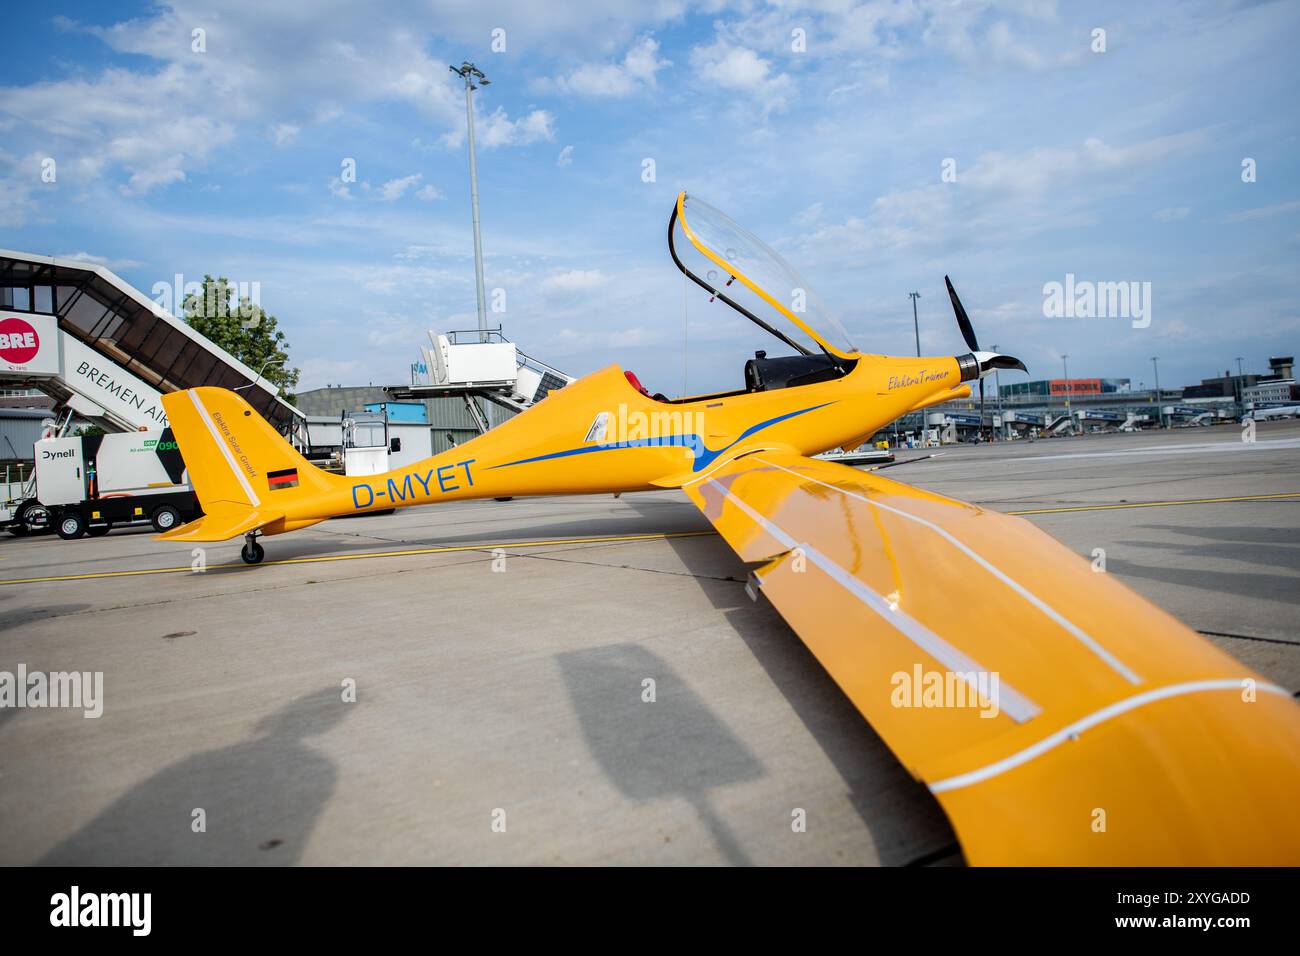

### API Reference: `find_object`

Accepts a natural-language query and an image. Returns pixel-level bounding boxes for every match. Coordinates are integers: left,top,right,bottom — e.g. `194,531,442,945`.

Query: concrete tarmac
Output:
1,420,1296,865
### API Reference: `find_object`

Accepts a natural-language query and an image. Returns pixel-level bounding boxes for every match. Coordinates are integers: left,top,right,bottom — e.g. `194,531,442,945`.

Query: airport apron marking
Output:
0,531,717,586
1008,492,1300,515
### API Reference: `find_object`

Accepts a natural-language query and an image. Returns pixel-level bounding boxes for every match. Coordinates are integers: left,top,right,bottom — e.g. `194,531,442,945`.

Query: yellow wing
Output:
684,449,1300,865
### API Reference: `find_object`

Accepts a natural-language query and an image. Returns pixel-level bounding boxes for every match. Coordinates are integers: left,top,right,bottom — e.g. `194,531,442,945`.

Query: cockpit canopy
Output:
669,192,858,362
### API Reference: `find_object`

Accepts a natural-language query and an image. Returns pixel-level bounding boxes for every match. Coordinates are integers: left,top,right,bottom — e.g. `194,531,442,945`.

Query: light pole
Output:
1062,354,1072,434
451,61,491,342
992,342,1004,440
1151,356,1163,428
1235,356,1245,409
908,291,921,357
909,291,922,444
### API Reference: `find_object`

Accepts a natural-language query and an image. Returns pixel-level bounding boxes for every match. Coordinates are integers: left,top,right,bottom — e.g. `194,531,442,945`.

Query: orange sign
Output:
1050,378,1102,396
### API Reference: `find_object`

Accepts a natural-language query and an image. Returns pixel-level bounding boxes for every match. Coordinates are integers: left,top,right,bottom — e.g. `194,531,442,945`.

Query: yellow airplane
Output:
159,191,1300,865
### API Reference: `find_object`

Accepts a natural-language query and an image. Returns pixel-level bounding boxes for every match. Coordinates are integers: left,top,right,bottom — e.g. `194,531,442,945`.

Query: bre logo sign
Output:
0,311,57,373
0,316,41,364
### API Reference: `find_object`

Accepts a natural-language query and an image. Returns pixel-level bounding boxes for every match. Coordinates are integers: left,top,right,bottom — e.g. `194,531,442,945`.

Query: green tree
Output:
182,275,301,402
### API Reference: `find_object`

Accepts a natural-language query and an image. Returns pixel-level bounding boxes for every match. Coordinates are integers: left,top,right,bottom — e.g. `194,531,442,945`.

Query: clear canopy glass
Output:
672,193,857,359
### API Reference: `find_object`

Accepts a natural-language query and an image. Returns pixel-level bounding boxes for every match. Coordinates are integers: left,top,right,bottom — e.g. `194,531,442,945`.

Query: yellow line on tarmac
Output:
1009,492,1300,515
0,530,718,586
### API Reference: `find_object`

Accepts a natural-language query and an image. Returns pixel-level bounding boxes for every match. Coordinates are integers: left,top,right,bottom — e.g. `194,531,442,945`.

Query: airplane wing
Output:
683,449,1300,864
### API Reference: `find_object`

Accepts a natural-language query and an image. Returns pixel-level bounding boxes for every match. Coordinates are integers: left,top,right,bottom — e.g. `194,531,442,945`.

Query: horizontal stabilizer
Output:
157,507,283,542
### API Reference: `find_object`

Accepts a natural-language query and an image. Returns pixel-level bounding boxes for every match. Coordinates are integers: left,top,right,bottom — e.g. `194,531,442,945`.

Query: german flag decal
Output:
267,468,299,490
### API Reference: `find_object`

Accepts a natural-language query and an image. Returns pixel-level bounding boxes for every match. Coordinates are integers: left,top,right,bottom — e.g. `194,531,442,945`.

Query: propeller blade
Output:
945,275,980,353
983,355,1028,374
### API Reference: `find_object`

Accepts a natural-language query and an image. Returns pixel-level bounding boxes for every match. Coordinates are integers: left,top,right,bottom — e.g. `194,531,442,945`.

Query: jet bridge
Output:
0,249,300,435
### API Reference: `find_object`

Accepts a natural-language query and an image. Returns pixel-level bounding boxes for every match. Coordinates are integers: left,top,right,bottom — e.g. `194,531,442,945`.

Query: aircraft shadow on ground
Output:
619,496,961,866
35,686,351,866
1105,556,1300,606
555,642,763,866
0,604,92,633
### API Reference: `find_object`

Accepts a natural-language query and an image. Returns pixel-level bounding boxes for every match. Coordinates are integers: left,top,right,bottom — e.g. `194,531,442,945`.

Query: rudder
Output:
161,387,335,539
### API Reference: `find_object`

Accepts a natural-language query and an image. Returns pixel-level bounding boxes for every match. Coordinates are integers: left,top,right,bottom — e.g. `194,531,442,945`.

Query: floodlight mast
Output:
451,61,491,343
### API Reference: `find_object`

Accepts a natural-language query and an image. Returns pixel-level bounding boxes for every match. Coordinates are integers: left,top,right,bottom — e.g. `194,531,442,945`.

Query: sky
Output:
1,0,1298,396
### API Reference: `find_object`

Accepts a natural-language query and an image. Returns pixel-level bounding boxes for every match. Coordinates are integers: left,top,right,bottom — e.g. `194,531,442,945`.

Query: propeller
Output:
945,276,1027,439
944,274,987,435
946,275,980,354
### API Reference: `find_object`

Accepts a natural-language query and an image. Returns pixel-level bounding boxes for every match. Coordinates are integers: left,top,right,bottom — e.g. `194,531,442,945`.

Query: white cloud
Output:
0,63,237,197
689,40,792,114
920,0,1077,71
121,157,186,196
1,2,567,197
542,37,671,97
791,131,1208,264
793,202,823,228
415,184,442,200
379,174,423,201
557,145,574,167
1154,206,1191,222
57,252,143,270
443,107,556,150
1222,200,1300,223
539,269,608,295
0,150,40,227
297,356,363,391
272,123,300,146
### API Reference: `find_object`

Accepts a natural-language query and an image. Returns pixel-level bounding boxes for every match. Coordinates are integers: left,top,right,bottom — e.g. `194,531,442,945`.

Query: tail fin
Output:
160,387,333,541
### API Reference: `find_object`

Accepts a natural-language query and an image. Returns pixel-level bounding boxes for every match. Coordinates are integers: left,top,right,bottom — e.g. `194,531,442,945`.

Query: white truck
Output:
10,429,201,539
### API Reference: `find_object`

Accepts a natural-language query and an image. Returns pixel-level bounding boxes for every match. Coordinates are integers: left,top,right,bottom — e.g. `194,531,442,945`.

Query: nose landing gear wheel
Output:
241,536,265,565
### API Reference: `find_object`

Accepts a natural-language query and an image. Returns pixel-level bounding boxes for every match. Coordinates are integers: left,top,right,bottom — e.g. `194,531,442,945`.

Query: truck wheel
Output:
9,500,49,536
241,539,265,564
150,504,181,532
56,511,86,540
88,522,113,538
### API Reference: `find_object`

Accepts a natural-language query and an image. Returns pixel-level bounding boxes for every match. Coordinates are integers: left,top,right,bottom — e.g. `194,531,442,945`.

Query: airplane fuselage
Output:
279,355,970,532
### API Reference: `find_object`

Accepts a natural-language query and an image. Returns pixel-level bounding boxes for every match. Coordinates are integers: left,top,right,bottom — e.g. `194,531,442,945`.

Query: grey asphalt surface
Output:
0,419,1296,865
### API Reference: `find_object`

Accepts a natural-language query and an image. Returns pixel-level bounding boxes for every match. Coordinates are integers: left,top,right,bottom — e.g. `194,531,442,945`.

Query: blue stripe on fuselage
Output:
489,402,833,473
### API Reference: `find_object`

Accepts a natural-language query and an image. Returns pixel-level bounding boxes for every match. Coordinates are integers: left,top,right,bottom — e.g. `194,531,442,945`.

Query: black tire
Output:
56,511,86,540
88,522,113,538
240,540,265,565
10,500,49,536
494,497,514,502
150,504,182,533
